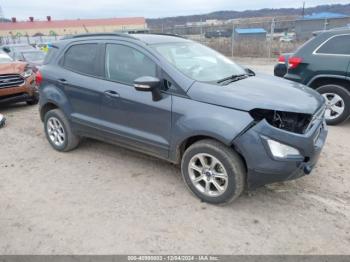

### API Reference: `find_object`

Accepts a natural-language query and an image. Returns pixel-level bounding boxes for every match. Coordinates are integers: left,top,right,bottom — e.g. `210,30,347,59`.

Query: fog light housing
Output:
266,139,301,159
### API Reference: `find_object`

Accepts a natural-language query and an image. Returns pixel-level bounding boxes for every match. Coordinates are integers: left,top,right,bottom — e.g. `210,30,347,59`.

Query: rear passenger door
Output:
99,42,172,158
57,42,106,128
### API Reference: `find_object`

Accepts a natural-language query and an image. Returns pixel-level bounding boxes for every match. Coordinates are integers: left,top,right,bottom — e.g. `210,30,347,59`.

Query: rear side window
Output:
316,35,350,55
105,44,157,85
63,44,99,75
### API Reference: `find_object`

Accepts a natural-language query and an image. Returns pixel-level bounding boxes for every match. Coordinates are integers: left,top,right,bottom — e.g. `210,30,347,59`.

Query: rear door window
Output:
315,35,350,55
63,44,99,75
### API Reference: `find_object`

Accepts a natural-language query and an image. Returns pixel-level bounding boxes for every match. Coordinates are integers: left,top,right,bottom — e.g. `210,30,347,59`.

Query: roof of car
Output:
59,33,190,45
131,33,190,44
314,28,350,37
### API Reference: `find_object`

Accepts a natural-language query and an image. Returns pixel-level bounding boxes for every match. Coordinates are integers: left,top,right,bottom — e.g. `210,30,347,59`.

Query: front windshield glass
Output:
23,52,46,61
151,42,246,82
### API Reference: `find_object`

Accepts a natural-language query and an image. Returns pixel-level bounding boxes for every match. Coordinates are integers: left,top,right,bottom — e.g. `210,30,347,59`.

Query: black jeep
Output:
276,29,350,125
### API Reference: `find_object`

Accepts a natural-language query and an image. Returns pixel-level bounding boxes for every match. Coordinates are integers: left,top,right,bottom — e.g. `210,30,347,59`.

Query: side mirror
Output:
245,68,255,76
134,76,162,101
2,47,10,53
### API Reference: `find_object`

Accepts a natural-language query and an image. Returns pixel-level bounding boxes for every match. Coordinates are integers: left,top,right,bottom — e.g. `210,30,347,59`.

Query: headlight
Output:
21,69,33,78
266,139,301,159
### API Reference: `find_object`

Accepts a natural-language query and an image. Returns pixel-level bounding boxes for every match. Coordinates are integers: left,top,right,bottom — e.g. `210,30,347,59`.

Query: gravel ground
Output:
0,59,349,255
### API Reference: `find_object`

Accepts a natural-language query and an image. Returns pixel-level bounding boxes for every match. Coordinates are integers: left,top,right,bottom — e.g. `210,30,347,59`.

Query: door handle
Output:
104,90,120,98
57,78,68,84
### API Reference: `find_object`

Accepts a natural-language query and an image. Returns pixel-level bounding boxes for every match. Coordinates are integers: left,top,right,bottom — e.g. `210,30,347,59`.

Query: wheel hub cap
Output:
47,117,65,147
322,93,345,120
188,153,228,197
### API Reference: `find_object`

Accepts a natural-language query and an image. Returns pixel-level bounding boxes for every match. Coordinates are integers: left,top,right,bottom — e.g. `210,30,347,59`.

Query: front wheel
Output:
181,139,246,205
317,84,350,125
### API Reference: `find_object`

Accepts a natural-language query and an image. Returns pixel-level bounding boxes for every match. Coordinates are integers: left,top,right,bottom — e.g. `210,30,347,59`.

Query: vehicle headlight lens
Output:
267,139,301,158
21,69,33,78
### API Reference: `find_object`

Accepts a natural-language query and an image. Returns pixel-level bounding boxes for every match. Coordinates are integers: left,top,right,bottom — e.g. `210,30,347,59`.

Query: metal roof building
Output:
0,17,147,37
295,12,350,40
234,28,267,40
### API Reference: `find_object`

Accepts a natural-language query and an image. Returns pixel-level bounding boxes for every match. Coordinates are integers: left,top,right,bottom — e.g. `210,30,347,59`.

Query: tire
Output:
316,84,350,125
181,139,246,205
26,96,39,105
44,109,80,152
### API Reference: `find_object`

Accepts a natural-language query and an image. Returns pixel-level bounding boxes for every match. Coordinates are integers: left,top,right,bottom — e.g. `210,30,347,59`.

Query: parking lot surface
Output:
0,59,349,254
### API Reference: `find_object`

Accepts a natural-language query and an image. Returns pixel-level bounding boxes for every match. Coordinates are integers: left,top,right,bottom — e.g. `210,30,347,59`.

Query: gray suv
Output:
38,33,328,204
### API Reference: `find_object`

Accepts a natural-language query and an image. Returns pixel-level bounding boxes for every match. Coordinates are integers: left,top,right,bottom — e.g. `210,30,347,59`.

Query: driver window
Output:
105,44,157,85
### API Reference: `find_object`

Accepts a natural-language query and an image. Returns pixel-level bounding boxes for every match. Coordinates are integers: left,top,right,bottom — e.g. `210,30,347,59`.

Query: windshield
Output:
23,51,46,62
0,54,13,63
151,42,246,82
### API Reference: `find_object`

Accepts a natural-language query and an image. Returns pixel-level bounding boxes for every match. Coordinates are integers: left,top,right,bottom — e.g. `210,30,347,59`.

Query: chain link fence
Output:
0,34,62,46
148,18,317,58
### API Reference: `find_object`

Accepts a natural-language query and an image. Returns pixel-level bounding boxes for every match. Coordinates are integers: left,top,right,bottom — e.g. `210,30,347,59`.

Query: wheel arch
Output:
308,75,350,93
40,101,59,121
173,135,248,173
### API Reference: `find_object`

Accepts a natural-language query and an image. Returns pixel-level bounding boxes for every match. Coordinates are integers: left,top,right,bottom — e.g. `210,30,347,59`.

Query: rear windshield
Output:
43,46,59,65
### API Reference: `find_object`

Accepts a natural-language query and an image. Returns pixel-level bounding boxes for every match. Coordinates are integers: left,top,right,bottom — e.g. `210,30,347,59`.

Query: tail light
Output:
288,57,303,69
278,55,286,64
35,70,43,86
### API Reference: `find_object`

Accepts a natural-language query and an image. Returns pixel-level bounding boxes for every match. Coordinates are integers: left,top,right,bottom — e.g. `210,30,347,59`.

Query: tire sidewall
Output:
317,84,350,125
181,144,241,204
44,110,68,151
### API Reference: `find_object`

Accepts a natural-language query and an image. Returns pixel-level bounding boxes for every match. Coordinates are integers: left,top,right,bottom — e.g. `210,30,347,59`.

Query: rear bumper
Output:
233,116,327,189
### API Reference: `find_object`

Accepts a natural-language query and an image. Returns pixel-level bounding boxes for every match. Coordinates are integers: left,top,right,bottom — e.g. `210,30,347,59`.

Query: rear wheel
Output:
317,84,350,125
44,109,80,152
181,139,245,205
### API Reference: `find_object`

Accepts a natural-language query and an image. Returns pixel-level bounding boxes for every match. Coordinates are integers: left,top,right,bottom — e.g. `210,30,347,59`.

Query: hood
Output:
187,73,324,115
0,62,27,74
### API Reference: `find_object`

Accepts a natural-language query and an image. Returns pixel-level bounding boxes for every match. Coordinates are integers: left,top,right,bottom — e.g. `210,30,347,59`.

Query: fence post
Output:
231,23,235,58
269,17,275,58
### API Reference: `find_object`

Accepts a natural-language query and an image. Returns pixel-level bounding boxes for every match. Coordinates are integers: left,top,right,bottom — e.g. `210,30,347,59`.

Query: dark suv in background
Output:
38,33,327,204
275,29,350,125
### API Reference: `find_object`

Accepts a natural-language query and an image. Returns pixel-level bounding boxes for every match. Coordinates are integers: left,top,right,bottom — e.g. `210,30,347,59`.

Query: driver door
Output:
99,43,172,158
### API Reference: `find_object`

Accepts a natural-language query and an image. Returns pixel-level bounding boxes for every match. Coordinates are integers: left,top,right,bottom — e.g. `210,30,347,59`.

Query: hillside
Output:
147,3,350,28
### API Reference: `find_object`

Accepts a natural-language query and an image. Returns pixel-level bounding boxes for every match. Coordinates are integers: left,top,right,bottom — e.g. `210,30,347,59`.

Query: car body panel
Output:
0,61,37,105
169,95,254,162
284,29,350,85
188,73,324,114
39,33,328,188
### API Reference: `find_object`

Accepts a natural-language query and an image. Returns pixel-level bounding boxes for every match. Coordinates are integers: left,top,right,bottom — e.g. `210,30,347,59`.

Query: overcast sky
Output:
1,0,349,20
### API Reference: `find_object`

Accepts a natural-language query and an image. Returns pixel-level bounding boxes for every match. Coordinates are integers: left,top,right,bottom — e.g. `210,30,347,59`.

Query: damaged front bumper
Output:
233,115,328,189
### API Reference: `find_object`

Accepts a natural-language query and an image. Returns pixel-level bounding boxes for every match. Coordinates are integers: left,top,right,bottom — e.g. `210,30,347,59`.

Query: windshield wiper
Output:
217,74,249,84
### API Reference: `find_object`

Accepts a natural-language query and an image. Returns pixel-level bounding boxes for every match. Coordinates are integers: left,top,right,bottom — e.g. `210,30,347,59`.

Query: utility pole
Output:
302,1,306,18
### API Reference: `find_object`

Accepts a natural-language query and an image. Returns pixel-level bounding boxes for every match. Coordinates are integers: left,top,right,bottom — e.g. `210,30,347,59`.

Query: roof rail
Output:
61,33,137,40
132,32,186,39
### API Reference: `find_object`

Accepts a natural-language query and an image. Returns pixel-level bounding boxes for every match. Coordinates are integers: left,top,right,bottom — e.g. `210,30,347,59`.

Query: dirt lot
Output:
0,59,349,255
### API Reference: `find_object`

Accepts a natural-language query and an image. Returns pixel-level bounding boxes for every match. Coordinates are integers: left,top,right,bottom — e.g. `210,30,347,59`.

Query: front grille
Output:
0,74,25,89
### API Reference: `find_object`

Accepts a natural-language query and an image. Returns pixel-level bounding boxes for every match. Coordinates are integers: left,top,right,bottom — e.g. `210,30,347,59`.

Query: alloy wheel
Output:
322,93,345,120
188,153,228,197
47,117,66,147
